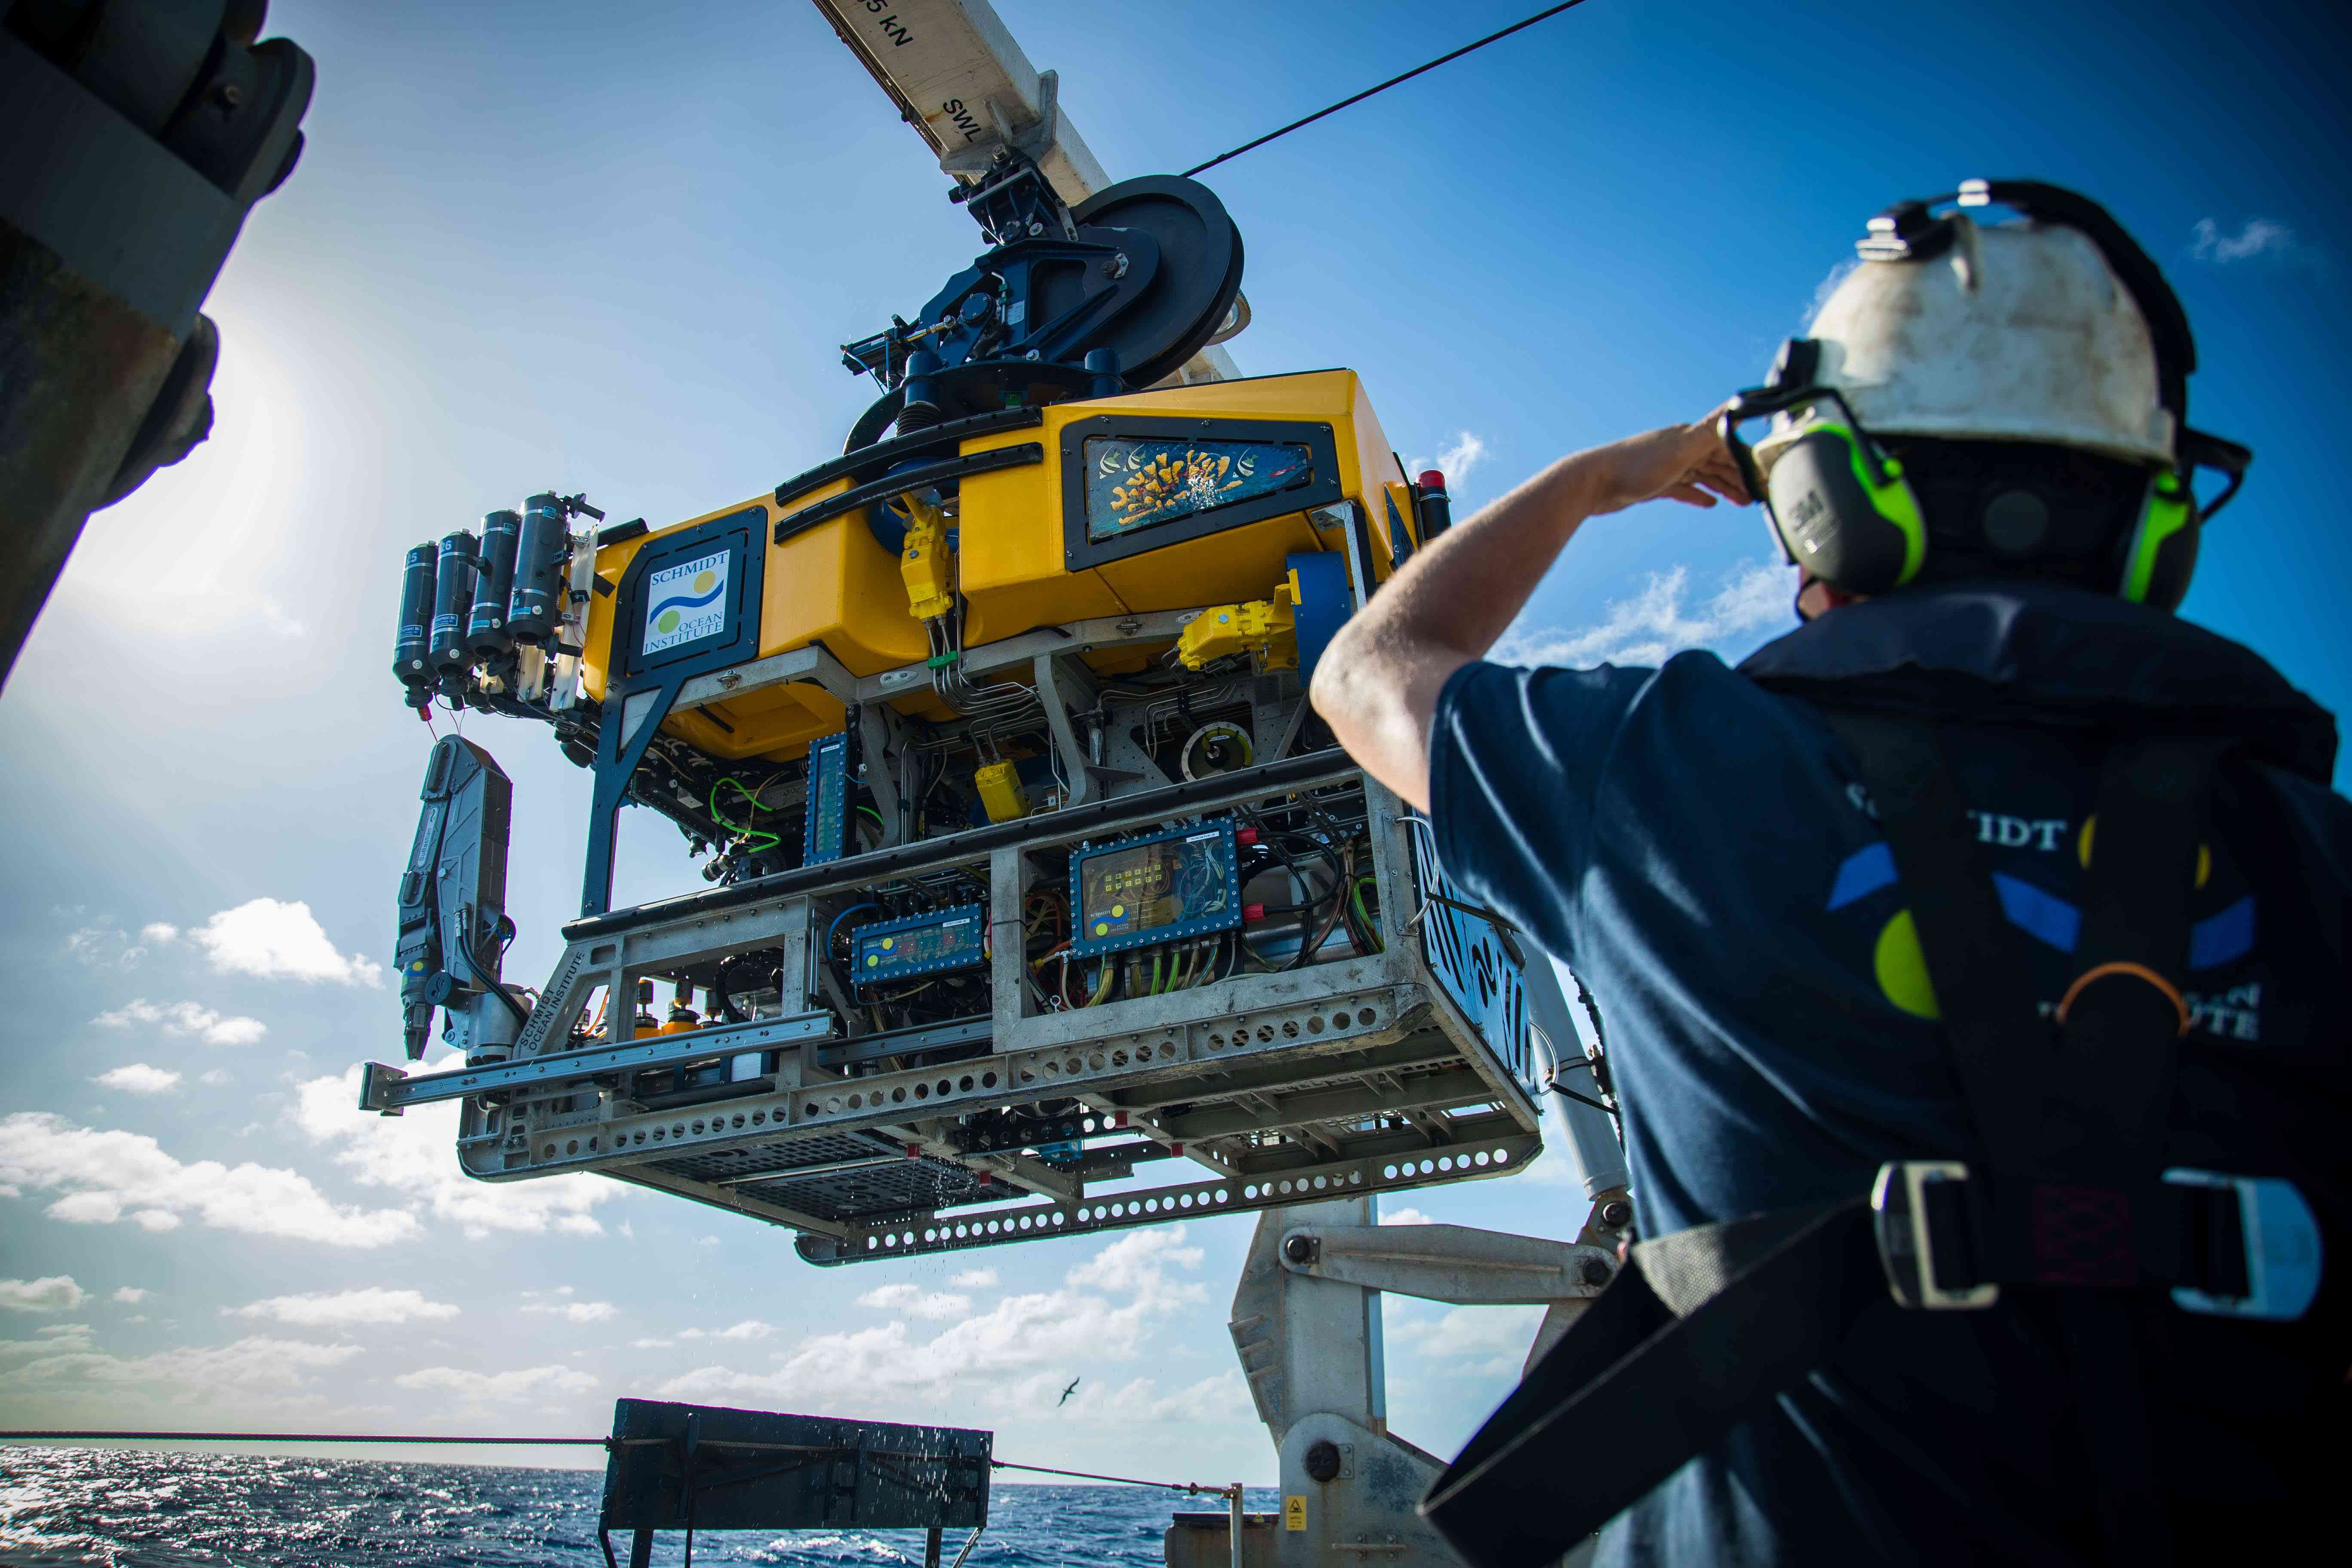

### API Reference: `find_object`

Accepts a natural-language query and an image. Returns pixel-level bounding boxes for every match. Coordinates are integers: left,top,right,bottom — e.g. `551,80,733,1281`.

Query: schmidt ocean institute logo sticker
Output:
642,551,729,656
1824,802,2260,1036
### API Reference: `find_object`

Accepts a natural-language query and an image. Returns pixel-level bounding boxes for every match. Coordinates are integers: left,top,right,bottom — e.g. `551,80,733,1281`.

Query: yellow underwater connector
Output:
897,493,955,622
1177,573,1299,671
974,759,1030,822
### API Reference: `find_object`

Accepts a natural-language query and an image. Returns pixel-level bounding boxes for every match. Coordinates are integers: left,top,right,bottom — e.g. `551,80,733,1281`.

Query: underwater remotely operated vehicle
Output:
367,135,1540,1263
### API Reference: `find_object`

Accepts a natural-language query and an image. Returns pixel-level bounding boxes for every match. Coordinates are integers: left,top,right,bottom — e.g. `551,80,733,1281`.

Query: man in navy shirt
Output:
1313,184,2346,1563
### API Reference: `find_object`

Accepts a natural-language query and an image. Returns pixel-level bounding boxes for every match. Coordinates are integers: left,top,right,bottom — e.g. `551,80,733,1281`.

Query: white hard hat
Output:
1753,212,2179,473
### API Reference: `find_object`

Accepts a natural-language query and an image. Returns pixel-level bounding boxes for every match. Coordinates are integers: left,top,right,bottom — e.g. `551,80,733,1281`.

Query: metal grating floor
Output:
646,1132,989,1223
732,1157,987,1222
647,1130,895,1183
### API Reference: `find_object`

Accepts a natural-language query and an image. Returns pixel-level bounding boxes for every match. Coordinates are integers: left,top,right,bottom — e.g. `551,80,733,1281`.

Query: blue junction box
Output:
1069,820,1243,960
851,903,988,987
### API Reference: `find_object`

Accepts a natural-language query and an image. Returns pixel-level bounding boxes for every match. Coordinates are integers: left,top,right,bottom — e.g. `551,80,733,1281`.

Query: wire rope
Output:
1180,2,1590,179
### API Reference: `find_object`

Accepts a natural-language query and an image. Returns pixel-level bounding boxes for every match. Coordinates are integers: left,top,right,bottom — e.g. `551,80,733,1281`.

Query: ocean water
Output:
0,1448,1268,1567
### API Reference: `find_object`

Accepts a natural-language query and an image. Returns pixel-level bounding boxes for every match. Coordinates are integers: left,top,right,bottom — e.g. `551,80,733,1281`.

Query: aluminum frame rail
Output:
362,749,1544,1261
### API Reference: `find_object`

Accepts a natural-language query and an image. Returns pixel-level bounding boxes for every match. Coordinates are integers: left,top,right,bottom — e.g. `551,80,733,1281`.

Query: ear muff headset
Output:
1727,341,1929,593
1720,179,2252,609
2118,468,2196,611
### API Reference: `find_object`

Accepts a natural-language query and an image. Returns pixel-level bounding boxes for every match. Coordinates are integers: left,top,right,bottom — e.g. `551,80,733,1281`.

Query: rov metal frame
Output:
362,744,1544,1262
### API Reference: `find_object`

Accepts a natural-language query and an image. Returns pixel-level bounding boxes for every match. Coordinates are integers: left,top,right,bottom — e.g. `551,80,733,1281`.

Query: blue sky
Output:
2,0,2345,1489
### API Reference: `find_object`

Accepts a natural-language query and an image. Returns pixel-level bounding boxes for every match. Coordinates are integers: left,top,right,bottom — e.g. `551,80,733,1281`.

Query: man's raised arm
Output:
1308,411,1749,811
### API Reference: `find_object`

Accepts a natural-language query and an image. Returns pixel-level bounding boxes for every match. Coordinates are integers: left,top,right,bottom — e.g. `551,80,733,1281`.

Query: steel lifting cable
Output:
1179,1,1592,180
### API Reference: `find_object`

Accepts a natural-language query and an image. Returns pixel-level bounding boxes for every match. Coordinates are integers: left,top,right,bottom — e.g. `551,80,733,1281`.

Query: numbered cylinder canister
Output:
394,541,438,693
507,492,569,644
467,508,522,654
429,530,479,674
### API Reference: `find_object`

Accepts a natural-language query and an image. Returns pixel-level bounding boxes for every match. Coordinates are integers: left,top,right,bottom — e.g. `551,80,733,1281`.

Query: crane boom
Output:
808,0,1241,381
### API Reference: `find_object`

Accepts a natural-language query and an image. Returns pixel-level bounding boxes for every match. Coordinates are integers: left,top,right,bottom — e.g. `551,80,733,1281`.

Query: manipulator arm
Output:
395,736,520,1060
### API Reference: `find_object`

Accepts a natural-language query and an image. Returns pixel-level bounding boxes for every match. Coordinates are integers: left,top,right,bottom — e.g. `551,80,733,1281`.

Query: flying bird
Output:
1058,1377,1081,1407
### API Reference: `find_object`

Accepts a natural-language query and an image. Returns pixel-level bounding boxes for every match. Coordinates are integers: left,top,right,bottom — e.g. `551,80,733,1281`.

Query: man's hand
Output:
1309,410,1751,811
1576,404,1752,516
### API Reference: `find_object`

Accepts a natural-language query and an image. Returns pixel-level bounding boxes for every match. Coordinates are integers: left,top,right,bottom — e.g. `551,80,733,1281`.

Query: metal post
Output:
1229,1482,1246,1568
925,1523,944,1567
626,1528,653,1568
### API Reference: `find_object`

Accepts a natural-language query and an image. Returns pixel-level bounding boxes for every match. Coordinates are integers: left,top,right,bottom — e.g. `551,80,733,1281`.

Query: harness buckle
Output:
1871,1160,1999,1311
2162,1169,2323,1322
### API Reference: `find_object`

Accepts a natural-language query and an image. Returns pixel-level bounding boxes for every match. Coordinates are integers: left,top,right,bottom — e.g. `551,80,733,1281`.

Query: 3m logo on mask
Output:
643,551,729,656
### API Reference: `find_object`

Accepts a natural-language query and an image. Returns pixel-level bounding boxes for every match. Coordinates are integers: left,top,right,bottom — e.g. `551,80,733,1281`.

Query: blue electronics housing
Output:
803,731,852,866
1287,550,1351,681
1069,820,1242,960
851,904,988,987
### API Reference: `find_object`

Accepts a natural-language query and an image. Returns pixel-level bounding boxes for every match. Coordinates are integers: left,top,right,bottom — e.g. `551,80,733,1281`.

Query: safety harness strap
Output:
1421,716,2230,1568
1421,1199,1878,1568
1818,714,2051,1279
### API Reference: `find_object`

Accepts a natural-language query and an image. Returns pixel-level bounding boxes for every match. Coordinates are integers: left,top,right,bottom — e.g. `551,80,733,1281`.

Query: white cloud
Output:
677,1319,772,1341
1065,1226,1206,1301
1387,1303,1547,1371
2191,217,2308,266
93,1064,183,1095
65,925,147,970
257,600,308,640
1113,1370,1252,1424
1406,430,1490,495
856,1283,971,1321
140,923,181,946
0,1335,360,1399
230,1288,461,1327
93,998,267,1047
1492,559,1789,670
0,1112,420,1248
294,1066,614,1241
1381,1207,1436,1226
660,1225,1209,1411
0,1277,89,1314
111,1288,149,1305
0,1325,96,1357
947,1268,998,1289
1803,256,1860,329
630,1337,675,1350
199,1069,233,1086
394,1364,599,1402
522,1299,618,1325
190,898,383,988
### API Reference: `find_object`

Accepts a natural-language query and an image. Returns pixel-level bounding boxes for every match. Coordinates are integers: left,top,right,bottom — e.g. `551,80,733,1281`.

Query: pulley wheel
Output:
1070,175,1245,388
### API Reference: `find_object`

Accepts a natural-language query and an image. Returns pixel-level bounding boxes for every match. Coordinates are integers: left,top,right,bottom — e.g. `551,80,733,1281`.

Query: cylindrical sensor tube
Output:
507,493,569,644
394,542,439,697
429,530,479,677
467,508,522,655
